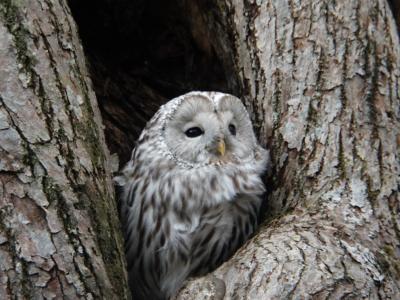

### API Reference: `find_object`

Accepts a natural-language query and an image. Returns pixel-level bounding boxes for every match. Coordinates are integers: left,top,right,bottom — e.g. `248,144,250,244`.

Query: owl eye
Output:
228,124,236,135
185,127,204,138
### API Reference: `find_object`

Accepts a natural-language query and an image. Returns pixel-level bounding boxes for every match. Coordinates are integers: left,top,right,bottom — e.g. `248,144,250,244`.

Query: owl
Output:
116,91,269,300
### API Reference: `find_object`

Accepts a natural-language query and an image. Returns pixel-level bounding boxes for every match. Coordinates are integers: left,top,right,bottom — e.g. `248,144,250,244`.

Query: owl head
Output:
147,91,261,167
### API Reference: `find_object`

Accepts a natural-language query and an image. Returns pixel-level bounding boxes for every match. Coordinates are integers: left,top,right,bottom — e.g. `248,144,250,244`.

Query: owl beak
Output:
216,139,226,156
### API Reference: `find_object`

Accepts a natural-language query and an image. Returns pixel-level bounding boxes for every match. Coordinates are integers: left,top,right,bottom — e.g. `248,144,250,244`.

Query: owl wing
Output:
188,193,262,277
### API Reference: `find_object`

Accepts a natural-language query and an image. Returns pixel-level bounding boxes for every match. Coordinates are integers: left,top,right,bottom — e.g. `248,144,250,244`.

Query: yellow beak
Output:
217,139,226,156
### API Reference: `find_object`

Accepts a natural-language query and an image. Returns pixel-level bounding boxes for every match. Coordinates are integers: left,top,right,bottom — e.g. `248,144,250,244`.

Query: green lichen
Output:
0,0,37,81
81,182,128,299
42,176,60,204
338,130,346,179
0,209,33,299
21,140,39,175
42,176,80,244
37,80,55,137
380,245,400,278
42,176,99,294
339,40,348,111
19,257,33,299
306,99,319,127
57,89,127,294
383,244,394,256
53,33,127,299
75,93,106,173
362,19,381,142
365,176,379,206
272,70,282,128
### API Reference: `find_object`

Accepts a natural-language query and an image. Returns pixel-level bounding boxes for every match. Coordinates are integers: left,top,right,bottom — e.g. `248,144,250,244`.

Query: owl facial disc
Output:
161,92,259,167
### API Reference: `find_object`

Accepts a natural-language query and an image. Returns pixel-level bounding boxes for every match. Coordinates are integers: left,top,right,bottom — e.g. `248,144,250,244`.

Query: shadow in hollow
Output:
68,0,233,164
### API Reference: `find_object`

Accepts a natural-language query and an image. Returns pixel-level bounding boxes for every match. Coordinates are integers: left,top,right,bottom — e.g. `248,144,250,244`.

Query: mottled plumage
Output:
116,92,269,300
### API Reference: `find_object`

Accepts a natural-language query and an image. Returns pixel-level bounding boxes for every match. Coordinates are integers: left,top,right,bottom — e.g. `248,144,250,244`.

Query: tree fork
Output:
0,0,399,299
175,0,400,298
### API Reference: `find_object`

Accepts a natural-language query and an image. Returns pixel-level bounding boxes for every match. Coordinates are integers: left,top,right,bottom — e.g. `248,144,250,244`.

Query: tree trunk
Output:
1,0,399,299
175,0,400,298
0,0,128,299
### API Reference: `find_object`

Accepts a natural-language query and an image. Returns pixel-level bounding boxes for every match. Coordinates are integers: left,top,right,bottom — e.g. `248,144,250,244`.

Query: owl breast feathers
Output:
117,91,269,300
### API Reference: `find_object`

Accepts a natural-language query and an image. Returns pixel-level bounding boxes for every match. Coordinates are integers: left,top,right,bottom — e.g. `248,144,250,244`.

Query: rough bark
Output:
176,0,400,298
1,0,399,299
0,0,128,299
